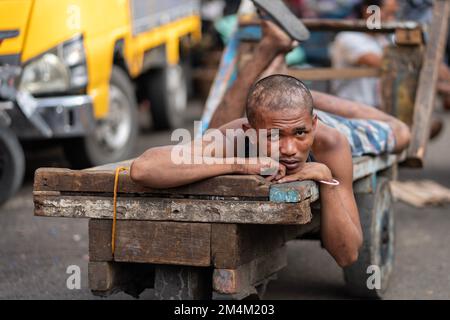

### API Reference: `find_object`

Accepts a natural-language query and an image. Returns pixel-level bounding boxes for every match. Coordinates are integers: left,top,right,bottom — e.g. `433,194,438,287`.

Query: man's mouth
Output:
279,159,301,171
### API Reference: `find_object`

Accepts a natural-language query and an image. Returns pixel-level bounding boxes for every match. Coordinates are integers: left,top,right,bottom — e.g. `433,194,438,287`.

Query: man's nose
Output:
279,138,297,157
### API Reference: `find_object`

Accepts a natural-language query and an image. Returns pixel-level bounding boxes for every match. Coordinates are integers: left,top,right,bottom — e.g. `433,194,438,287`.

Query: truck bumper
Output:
2,93,95,139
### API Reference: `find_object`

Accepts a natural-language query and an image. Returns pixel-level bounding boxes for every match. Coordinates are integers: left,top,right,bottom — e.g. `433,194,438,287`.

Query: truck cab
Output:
0,0,201,168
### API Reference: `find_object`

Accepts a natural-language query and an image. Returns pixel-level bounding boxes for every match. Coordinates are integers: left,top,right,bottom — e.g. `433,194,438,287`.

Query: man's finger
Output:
277,175,299,184
274,166,286,181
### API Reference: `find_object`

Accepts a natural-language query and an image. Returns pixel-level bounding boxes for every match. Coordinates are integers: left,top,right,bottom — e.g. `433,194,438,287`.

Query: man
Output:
332,0,449,134
331,0,398,107
130,21,410,268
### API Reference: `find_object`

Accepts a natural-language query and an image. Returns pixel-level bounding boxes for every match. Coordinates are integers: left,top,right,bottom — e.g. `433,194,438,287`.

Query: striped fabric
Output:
315,109,396,156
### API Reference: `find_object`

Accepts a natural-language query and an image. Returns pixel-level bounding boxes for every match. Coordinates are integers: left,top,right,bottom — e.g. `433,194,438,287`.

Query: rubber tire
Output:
63,66,139,169
343,176,395,299
0,126,25,205
146,64,188,130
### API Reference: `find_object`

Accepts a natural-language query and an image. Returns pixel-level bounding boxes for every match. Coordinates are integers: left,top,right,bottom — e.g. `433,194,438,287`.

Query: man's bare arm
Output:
130,131,285,189
130,146,236,189
356,53,382,68
316,128,363,267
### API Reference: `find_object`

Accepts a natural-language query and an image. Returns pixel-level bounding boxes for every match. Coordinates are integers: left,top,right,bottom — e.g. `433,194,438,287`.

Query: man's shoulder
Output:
314,121,351,160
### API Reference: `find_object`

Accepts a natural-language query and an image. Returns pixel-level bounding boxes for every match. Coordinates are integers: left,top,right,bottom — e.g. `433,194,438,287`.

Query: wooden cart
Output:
34,154,398,299
33,1,449,299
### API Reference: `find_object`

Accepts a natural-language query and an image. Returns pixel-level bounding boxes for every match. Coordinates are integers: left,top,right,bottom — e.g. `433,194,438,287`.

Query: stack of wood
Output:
390,180,450,207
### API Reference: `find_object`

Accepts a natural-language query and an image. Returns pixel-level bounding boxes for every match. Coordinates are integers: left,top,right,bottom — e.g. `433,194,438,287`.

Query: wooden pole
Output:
406,0,450,167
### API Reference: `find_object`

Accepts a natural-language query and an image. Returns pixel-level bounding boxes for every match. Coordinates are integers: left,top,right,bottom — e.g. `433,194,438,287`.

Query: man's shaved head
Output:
246,74,314,127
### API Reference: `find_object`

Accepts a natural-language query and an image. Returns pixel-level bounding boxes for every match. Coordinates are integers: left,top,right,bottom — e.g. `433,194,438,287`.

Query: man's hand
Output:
238,157,286,182
276,162,333,184
261,20,297,54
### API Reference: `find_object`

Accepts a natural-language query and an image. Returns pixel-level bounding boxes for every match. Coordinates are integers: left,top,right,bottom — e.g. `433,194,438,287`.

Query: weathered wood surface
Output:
212,246,287,296
35,193,313,224
395,27,423,46
381,45,423,125
407,0,450,167
34,155,397,196
89,219,211,266
270,180,318,203
34,167,270,198
240,18,420,33
352,154,401,181
211,224,308,269
288,67,380,81
33,155,400,224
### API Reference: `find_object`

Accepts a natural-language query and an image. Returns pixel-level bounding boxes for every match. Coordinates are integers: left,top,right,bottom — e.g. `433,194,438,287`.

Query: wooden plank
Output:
270,180,318,203
407,0,450,167
211,224,290,269
395,28,423,46
88,219,211,266
302,18,420,33
380,45,423,125
212,246,287,296
353,173,376,194
287,67,380,81
240,18,420,33
35,194,313,224
88,261,154,298
390,180,450,207
352,154,401,180
33,156,400,225
34,167,270,198
85,160,133,171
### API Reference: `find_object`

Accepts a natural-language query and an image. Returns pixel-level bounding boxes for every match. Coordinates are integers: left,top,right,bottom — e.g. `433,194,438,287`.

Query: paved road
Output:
1,106,449,299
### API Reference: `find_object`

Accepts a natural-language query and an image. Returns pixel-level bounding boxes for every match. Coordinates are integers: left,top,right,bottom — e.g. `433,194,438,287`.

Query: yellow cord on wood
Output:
112,166,129,257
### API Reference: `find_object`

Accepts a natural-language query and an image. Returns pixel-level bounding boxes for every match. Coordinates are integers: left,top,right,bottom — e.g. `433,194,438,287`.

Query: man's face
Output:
381,0,399,22
363,0,398,22
248,107,317,174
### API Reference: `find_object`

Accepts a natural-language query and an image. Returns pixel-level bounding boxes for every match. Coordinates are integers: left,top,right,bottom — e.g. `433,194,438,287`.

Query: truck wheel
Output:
64,66,138,169
146,64,188,130
0,126,25,205
343,176,395,299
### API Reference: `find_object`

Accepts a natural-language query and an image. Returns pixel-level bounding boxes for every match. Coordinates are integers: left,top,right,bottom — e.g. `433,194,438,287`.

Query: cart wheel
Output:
343,176,395,299
0,126,25,205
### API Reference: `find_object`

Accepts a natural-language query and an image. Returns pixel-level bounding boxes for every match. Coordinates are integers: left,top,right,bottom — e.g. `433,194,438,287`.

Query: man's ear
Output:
312,113,318,132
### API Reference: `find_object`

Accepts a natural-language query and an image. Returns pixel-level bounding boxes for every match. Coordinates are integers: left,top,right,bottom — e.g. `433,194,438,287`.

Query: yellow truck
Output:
0,0,201,169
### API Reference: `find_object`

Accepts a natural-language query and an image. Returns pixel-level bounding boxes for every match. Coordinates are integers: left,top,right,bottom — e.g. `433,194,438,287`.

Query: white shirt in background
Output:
331,32,389,107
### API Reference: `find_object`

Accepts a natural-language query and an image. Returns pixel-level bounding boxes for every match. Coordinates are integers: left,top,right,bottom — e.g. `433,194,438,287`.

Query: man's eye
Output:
295,130,306,136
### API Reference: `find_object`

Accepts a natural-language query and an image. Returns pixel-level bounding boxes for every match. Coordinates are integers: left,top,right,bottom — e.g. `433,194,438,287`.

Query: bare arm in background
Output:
311,90,410,152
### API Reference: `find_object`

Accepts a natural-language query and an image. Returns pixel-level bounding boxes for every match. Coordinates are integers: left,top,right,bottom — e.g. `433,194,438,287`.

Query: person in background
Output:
331,0,397,108
331,0,448,137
